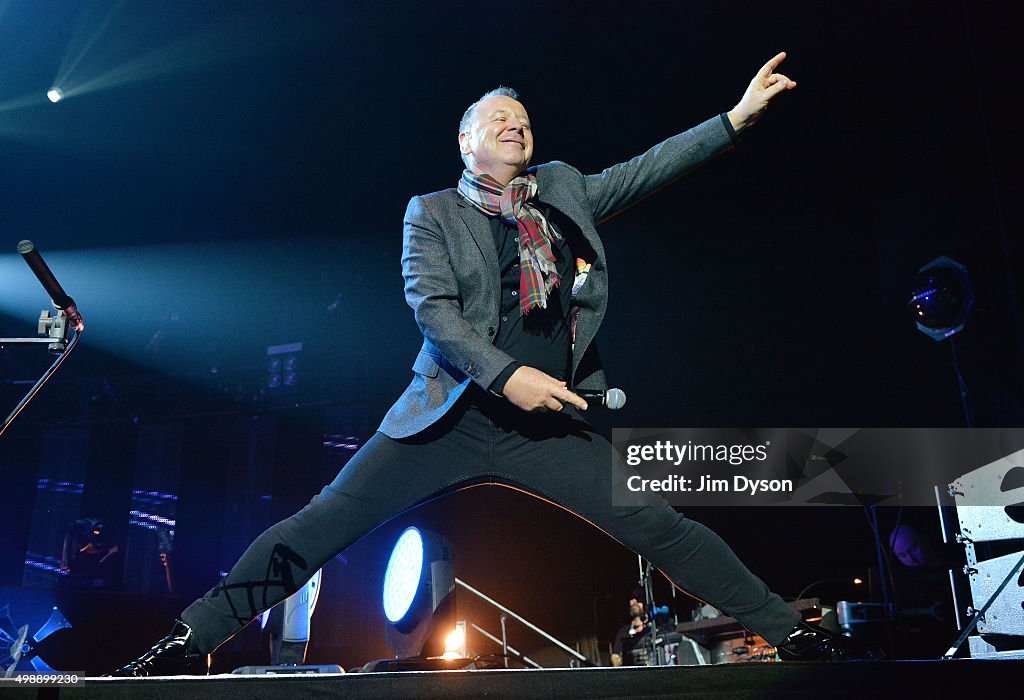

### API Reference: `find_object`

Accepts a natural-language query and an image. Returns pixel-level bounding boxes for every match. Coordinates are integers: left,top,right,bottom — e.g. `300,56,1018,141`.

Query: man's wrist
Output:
726,109,747,135
489,361,522,396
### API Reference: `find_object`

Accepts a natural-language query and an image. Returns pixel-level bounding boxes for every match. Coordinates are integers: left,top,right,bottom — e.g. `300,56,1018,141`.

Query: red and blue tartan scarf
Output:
457,170,562,314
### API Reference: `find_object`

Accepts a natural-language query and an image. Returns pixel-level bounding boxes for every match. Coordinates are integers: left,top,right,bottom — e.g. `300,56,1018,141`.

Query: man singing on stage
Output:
113,52,854,675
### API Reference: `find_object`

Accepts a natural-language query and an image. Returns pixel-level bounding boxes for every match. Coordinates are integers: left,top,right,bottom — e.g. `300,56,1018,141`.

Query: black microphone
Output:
573,387,627,410
17,240,84,331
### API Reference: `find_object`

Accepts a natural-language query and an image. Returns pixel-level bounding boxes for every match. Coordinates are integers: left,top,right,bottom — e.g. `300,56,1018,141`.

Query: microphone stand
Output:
1,309,82,439
866,503,897,659
637,555,664,666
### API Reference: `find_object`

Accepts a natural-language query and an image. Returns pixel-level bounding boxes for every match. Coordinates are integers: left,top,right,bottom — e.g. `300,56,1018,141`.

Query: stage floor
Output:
1,660,1018,699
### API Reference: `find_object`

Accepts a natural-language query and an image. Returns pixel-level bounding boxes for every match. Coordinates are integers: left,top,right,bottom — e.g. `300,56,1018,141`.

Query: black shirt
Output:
488,208,574,393
612,622,655,666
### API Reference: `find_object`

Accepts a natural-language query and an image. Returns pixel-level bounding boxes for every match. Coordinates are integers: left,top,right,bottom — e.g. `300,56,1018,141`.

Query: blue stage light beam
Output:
0,93,47,114
1,237,365,380
1,243,228,357
50,0,126,95
49,8,315,104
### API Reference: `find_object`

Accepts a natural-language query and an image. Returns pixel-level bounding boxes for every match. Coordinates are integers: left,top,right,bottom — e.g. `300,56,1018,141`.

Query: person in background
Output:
610,593,653,667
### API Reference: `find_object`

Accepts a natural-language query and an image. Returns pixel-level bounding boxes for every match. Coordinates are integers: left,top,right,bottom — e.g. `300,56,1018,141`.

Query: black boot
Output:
775,621,881,662
109,620,211,676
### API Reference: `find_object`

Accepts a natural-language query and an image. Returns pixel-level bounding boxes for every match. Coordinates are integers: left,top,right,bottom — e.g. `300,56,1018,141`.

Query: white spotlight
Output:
383,527,424,623
47,87,64,103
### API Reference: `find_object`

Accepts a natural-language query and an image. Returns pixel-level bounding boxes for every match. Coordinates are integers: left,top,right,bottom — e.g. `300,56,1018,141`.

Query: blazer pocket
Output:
412,351,441,378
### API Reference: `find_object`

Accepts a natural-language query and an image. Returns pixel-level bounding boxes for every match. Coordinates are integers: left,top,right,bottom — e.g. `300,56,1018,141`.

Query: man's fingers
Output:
544,397,565,412
769,72,794,86
559,388,589,411
764,77,793,100
506,366,592,413
758,51,787,78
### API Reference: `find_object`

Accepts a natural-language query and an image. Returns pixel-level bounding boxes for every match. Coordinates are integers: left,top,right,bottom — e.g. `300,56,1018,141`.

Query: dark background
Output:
0,0,1019,672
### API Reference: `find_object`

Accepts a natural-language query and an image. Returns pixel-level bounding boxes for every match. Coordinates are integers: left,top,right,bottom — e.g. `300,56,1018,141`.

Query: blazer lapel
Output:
456,199,499,274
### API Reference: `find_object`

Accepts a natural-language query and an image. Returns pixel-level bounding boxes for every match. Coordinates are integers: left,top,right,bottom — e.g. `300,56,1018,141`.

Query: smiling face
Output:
458,95,533,185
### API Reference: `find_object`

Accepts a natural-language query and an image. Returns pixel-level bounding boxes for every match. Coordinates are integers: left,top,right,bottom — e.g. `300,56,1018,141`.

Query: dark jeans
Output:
181,387,799,653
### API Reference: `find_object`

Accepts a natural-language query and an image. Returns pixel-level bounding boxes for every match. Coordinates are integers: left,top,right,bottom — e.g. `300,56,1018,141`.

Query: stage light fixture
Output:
383,527,425,623
265,342,301,395
283,355,299,387
46,88,64,103
0,591,72,675
907,256,973,341
382,526,455,659
441,621,467,659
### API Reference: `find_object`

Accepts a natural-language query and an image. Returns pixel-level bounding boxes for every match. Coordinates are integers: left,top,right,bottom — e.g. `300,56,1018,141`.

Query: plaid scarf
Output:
458,170,561,314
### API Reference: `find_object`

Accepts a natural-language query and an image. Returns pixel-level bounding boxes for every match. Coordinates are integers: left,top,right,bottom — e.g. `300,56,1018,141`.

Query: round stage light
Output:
47,88,64,104
907,256,973,341
381,526,455,658
383,527,424,623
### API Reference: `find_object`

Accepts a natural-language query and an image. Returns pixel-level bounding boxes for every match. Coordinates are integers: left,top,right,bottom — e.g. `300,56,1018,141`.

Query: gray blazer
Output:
379,115,734,438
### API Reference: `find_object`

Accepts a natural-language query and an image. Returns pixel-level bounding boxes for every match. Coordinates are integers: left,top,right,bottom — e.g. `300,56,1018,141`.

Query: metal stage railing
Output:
455,577,591,668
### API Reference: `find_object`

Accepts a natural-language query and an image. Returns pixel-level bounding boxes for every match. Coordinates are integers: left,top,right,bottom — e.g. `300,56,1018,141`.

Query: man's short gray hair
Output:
459,86,520,167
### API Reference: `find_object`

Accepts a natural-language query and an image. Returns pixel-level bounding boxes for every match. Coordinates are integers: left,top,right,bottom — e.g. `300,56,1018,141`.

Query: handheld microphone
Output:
573,387,626,410
17,240,84,331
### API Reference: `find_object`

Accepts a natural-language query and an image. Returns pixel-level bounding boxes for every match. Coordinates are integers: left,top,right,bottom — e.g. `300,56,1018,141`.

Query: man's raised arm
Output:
585,52,797,223
727,51,797,133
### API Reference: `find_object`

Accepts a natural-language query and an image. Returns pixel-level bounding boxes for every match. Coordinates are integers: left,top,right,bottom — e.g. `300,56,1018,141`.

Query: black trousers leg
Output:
480,397,800,646
181,402,486,653
181,390,798,653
